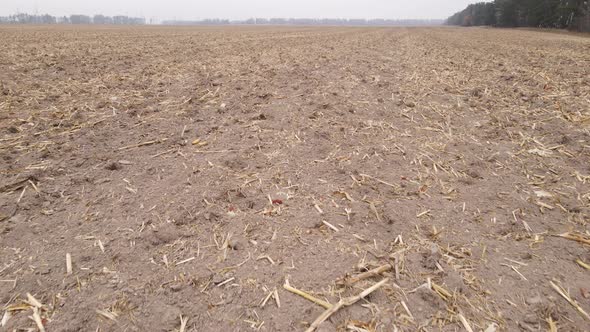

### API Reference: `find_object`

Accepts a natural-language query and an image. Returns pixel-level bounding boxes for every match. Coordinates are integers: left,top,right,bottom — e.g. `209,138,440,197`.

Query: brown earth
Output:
1,25,590,332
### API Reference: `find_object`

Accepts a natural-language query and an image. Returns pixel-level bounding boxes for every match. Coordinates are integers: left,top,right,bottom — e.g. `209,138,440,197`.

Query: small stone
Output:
38,266,51,275
212,273,228,284
523,313,538,324
381,317,392,325
9,214,26,223
525,295,542,305
484,323,498,332
228,239,242,250
148,226,182,246
105,161,122,171
204,212,219,221
170,283,183,292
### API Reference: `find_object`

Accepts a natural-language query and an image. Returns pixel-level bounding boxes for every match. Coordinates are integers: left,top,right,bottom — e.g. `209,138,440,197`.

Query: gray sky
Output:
0,0,477,20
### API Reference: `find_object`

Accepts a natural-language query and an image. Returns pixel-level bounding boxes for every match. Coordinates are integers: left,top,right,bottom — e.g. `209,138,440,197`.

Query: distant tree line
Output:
161,18,444,26
447,0,590,31
0,13,145,25
0,13,444,27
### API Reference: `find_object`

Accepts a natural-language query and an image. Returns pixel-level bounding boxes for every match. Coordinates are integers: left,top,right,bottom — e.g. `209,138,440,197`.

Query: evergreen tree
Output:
447,0,590,31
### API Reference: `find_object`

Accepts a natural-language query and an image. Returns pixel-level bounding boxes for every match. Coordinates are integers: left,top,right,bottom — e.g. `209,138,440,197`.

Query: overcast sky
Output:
0,0,477,20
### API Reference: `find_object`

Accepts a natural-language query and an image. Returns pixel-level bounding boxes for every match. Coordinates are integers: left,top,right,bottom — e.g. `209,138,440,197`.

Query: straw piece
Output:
283,280,332,309
337,264,392,286
66,253,72,275
305,278,388,332
557,233,590,246
30,307,45,332
550,280,590,320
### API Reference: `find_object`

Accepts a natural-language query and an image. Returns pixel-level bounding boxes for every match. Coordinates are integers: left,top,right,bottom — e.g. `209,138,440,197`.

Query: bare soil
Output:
1,25,590,332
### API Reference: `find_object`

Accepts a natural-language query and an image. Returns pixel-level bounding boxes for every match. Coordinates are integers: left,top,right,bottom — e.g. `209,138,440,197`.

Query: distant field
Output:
1,25,589,331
